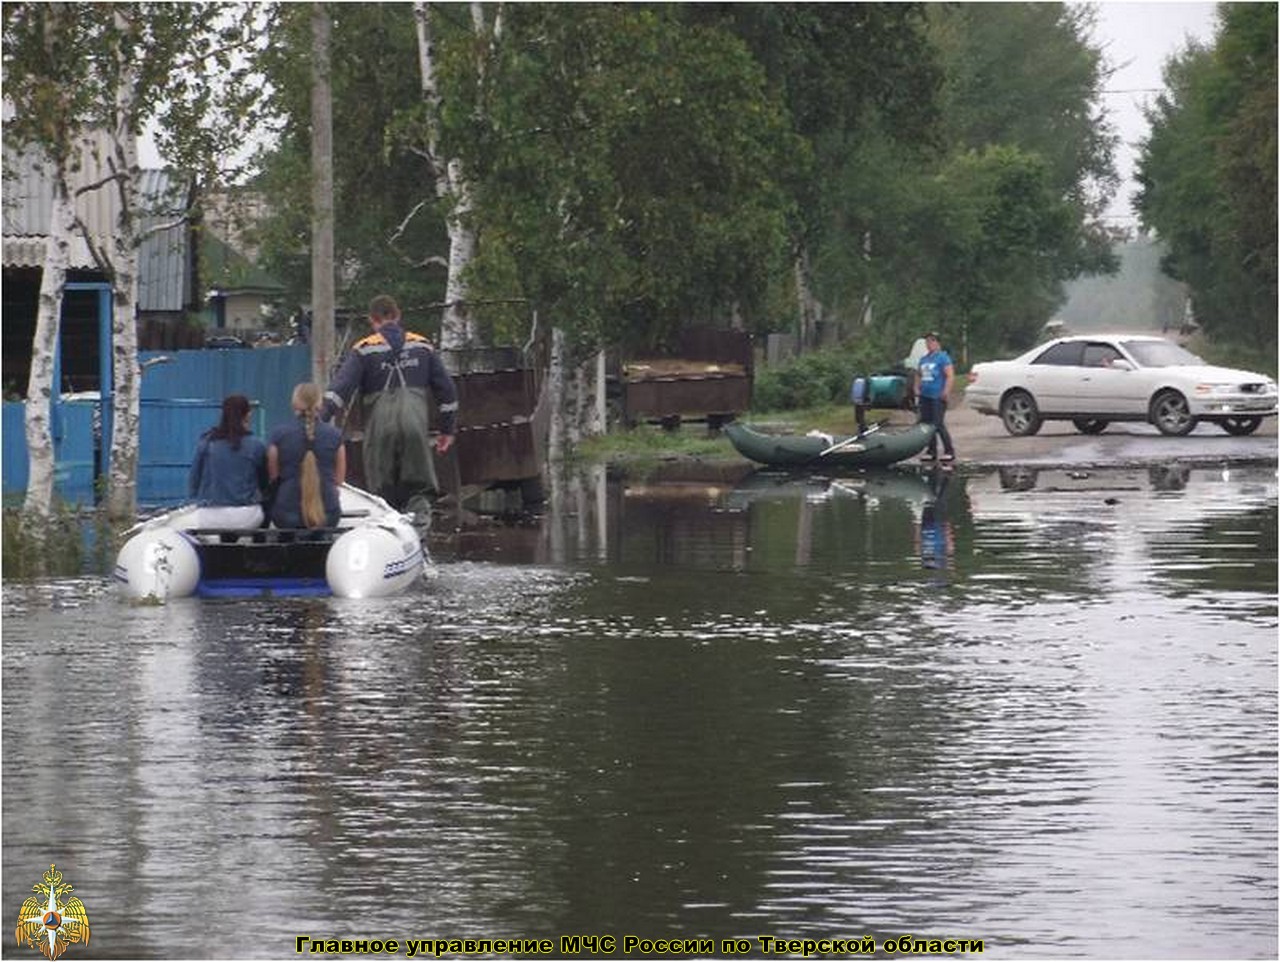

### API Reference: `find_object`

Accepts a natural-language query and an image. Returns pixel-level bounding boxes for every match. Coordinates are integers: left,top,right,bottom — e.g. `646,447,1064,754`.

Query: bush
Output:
752,341,908,412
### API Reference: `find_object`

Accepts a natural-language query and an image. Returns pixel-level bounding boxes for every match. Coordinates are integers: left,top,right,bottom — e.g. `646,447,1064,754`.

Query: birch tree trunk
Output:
570,349,606,441
413,0,482,349
24,165,77,520
858,231,873,328
546,327,567,463
441,163,478,350
794,247,823,353
104,10,143,523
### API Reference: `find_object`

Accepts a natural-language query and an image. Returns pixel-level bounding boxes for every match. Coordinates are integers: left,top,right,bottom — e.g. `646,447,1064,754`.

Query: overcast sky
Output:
1088,1,1219,226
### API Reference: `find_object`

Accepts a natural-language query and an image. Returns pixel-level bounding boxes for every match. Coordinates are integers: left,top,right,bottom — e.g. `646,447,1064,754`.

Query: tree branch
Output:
389,199,429,242
72,170,129,198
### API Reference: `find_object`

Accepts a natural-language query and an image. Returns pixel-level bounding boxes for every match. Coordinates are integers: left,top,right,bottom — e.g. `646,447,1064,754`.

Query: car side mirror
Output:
1110,359,1134,371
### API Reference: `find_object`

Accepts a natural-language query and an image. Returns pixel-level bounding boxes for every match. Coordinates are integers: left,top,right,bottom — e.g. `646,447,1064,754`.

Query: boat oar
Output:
817,421,883,458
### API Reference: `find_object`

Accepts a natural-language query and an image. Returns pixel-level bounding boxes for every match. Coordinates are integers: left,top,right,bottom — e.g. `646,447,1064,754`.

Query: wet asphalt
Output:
892,400,1278,469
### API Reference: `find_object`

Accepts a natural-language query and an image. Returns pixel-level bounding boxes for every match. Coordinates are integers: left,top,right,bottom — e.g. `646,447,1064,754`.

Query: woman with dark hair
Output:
188,394,268,528
267,382,345,529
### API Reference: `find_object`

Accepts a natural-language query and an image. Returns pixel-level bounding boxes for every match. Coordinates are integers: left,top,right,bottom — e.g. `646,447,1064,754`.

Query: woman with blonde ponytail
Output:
267,383,346,528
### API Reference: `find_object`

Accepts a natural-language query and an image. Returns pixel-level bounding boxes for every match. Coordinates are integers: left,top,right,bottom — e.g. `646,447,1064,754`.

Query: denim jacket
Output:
188,433,268,506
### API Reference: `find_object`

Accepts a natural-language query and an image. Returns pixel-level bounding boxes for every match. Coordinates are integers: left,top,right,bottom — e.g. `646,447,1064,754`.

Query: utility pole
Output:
310,3,335,386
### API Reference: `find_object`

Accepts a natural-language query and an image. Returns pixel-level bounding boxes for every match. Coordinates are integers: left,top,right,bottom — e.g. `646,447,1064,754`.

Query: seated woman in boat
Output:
267,382,346,528
187,394,268,529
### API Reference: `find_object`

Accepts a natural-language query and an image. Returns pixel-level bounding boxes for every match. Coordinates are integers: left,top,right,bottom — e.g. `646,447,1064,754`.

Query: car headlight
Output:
1194,383,1236,395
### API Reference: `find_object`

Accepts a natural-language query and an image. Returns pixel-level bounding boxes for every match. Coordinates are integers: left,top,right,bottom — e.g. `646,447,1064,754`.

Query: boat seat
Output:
186,526,344,546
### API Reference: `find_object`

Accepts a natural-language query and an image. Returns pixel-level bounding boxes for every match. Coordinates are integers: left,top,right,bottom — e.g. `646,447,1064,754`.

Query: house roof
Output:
201,228,284,296
3,128,118,268
2,137,192,311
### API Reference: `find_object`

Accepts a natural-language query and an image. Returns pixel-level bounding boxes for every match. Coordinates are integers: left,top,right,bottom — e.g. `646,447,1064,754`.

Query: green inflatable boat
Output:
724,421,935,469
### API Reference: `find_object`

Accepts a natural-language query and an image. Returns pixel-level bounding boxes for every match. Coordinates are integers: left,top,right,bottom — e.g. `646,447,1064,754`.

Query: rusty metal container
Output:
620,329,753,426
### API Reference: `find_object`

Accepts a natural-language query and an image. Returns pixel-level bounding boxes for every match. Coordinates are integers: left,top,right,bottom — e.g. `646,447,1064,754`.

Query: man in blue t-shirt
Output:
914,331,957,462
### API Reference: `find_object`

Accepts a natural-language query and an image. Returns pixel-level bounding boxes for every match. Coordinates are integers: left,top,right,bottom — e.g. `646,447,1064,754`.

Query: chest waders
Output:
361,356,439,507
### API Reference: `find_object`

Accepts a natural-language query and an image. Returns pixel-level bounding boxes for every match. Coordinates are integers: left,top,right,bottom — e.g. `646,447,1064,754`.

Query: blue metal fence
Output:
3,345,311,507
2,400,95,501
137,398,267,504
140,345,310,428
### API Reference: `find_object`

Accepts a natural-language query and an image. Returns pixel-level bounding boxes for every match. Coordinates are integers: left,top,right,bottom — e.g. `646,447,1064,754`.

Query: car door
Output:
1077,341,1136,415
1024,341,1085,414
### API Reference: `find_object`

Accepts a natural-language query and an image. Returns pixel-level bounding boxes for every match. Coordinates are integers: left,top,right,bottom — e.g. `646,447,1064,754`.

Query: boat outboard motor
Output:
850,376,869,434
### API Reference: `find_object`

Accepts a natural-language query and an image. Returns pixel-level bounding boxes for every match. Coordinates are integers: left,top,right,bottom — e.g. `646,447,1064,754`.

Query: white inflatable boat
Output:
114,484,426,600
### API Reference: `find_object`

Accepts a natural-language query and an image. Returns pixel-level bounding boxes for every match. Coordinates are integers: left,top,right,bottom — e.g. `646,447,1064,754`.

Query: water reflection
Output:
3,464,1275,958
917,470,958,576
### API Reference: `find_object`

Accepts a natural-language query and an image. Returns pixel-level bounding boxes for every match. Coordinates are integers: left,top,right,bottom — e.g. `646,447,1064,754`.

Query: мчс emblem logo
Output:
14,865,90,960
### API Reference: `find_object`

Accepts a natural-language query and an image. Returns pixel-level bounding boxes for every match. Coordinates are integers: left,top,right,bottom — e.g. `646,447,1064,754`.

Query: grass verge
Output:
571,401,922,465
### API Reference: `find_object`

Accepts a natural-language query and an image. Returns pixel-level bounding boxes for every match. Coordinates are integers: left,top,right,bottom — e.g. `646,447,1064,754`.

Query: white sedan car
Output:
966,334,1277,436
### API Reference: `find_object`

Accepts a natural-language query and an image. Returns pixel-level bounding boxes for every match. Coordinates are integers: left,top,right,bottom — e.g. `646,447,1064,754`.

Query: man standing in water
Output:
914,331,957,464
323,294,458,521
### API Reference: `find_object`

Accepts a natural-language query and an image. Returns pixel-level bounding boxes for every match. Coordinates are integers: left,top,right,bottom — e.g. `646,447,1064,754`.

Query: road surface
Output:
894,400,1278,468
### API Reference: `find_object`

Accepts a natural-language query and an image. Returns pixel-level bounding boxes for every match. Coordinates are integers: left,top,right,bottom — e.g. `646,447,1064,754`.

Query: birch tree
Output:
95,7,146,523
24,170,77,522
5,3,273,523
411,0,495,349
1,4,89,522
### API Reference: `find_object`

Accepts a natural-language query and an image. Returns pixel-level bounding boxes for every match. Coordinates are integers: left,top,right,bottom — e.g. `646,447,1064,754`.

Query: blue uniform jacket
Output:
322,323,458,434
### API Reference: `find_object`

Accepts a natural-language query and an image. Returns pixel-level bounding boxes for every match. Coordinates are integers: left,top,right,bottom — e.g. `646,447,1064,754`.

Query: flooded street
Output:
3,464,1276,959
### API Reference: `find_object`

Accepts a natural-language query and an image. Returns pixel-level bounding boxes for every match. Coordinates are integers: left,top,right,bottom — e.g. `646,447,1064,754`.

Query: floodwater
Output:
3,463,1276,960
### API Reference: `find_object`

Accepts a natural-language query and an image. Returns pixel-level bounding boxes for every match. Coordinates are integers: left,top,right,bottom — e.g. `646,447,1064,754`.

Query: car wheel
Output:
1149,389,1197,436
1072,418,1109,435
1219,417,1262,436
1000,390,1042,436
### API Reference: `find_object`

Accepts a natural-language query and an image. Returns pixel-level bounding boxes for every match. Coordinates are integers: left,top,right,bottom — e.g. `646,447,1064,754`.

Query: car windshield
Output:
1121,340,1206,368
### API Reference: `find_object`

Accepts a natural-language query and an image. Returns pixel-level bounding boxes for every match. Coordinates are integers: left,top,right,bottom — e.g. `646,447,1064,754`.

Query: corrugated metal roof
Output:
136,169,191,312
2,129,118,261
3,135,192,311
2,234,98,269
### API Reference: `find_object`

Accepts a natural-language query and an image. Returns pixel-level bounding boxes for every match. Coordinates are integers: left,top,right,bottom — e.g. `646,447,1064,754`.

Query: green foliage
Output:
251,5,799,349
243,3,1118,362
575,423,733,467
252,3,448,324
1,504,118,580
1136,4,1277,351
1,5,96,165
930,3,1117,199
816,4,1120,361
700,4,944,337
752,338,905,412
4,3,274,186
471,6,799,351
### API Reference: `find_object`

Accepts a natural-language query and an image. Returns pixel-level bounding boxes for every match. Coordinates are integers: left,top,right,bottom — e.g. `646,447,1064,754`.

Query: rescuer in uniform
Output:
322,294,458,519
